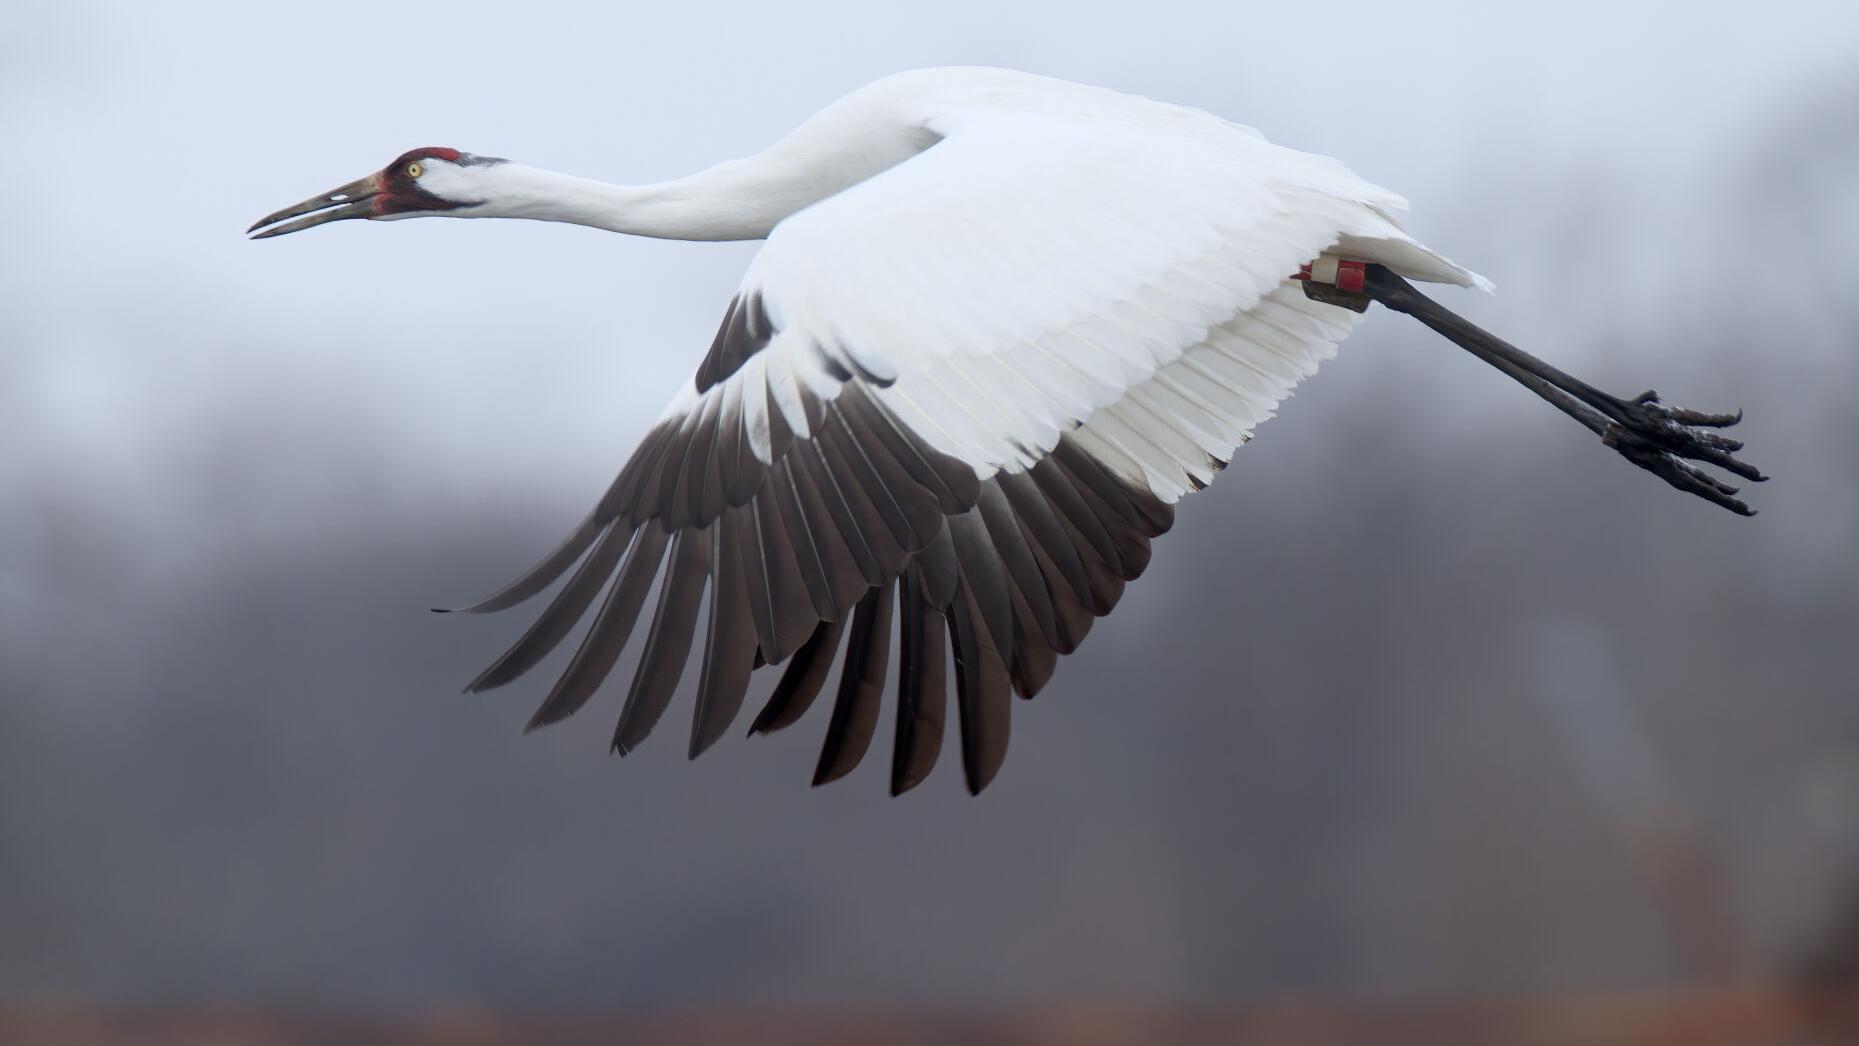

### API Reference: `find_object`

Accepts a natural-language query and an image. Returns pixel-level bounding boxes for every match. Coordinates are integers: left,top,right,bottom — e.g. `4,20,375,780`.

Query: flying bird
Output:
250,68,1762,795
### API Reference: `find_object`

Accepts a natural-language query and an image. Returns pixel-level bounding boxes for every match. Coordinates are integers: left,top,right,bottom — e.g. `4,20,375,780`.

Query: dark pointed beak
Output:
247,172,383,239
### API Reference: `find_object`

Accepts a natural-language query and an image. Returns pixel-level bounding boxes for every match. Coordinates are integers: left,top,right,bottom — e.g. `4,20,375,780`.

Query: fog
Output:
3,0,1857,1011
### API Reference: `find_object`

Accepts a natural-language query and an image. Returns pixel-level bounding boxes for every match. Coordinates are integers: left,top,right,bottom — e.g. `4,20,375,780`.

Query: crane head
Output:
248,147,502,239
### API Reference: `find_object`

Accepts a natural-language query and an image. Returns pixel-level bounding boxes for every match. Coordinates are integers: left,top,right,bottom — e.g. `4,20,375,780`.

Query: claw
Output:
1705,451,1767,483
1693,467,1738,497
1660,455,1756,516
1597,390,1767,513
1667,406,1744,427
1608,410,1764,514
1621,393,1744,431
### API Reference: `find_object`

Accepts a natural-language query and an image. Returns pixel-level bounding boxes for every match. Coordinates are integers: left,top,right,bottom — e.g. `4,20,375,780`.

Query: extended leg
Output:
1357,264,1766,516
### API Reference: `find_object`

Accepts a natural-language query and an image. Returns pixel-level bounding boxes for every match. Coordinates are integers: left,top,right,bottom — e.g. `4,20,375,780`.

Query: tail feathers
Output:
1336,231,1494,293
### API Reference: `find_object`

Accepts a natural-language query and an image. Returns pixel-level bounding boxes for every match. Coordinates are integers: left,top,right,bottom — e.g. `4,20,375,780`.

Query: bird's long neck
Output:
471,160,842,241
462,87,943,241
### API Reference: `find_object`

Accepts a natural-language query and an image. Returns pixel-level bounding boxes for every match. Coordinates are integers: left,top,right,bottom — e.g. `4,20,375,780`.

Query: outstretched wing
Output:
454,102,1484,794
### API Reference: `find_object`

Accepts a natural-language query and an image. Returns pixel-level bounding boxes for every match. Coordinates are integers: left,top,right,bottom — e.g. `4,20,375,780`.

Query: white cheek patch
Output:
414,159,477,205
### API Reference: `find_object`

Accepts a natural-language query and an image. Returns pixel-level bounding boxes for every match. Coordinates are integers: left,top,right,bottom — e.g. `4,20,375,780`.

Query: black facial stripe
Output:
382,168,465,213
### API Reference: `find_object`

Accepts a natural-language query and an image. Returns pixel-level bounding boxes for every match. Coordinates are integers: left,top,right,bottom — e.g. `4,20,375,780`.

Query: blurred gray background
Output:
3,0,1856,1012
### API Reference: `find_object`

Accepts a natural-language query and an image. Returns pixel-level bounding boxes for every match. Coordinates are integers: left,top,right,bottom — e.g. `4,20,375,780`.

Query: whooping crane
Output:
250,68,1763,794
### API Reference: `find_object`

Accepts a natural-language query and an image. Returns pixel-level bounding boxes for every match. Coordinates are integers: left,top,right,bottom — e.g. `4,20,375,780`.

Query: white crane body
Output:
249,67,1759,795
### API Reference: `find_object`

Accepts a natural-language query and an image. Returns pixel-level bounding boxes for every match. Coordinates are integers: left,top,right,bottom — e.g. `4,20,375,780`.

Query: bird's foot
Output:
1599,390,1766,516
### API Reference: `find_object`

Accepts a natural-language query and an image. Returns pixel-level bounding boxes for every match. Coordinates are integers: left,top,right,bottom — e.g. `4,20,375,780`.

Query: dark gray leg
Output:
1357,264,1765,516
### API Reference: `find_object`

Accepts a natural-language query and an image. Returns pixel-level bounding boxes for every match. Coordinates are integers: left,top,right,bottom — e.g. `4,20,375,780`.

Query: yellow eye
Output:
406,161,423,178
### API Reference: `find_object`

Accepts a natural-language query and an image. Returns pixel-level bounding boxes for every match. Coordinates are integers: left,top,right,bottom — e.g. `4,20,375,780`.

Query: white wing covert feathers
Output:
457,69,1488,794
